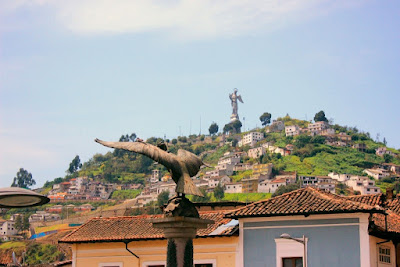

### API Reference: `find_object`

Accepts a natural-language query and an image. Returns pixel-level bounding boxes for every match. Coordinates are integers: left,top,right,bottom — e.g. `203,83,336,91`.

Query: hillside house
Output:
328,172,353,182
0,220,17,241
345,176,381,195
242,177,259,193
238,132,264,147
320,128,335,136
376,147,397,157
47,205,64,213
353,143,367,152
326,140,348,147
29,211,60,223
225,182,243,193
215,163,234,176
156,181,176,197
308,121,329,134
150,169,161,183
248,147,266,159
364,168,391,180
380,163,400,174
338,132,352,142
208,176,231,189
253,163,273,180
234,163,253,172
285,125,300,137
218,152,242,165
258,178,286,194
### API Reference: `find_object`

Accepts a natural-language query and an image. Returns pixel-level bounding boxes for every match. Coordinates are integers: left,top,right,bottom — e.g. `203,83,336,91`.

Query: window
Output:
283,257,303,267
195,264,213,267
379,246,391,264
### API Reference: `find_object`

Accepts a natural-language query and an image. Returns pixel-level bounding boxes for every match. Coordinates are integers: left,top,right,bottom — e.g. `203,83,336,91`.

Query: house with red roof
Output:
225,187,400,267
59,210,239,267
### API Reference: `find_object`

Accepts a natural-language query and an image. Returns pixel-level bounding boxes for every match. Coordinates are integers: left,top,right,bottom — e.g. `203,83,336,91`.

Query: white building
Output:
150,170,161,183
258,178,286,193
0,220,17,241
308,121,329,134
224,182,242,193
238,132,264,147
328,172,353,182
29,211,61,223
364,168,391,180
247,147,266,159
376,147,397,157
218,152,241,166
157,181,176,197
215,163,234,176
285,125,300,137
208,176,231,189
346,176,381,195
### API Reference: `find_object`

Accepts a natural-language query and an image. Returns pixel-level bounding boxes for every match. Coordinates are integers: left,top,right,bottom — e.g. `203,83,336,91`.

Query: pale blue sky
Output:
1,0,399,188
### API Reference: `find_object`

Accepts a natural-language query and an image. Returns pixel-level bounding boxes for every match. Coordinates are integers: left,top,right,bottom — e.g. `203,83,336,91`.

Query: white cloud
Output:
0,0,364,39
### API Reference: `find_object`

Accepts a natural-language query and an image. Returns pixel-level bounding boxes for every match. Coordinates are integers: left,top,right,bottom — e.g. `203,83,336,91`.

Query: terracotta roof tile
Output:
59,211,236,243
225,187,383,219
346,193,385,207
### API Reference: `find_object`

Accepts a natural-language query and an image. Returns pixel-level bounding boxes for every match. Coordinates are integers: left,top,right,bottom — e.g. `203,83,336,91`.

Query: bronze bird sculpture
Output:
95,138,204,197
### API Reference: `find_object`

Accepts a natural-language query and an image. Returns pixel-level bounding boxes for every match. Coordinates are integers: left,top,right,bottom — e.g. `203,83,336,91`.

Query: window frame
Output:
378,246,391,264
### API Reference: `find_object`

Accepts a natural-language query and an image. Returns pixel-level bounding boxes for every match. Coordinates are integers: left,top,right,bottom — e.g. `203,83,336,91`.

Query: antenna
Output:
199,116,202,135
190,120,192,136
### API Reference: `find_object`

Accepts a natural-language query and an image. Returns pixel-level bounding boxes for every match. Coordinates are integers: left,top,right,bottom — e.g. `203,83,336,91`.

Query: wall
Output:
369,235,396,267
241,214,369,267
72,236,238,267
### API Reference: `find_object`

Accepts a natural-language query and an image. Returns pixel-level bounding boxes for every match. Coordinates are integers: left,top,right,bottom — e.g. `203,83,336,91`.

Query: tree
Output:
272,183,300,197
157,191,170,207
192,187,210,203
232,120,242,133
14,215,23,232
314,110,328,122
223,123,233,134
384,153,393,163
208,122,219,136
383,137,387,146
213,184,225,200
259,112,272,126
67,155,82,174
11,168,36,189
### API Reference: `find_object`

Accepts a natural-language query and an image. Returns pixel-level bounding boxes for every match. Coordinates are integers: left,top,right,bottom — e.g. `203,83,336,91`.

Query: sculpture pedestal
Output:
152,217,214,267
230,114,239,122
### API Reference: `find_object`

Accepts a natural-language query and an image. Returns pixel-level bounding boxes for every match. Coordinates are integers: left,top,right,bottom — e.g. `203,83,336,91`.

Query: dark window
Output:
283,257,303,267
195,264,213,267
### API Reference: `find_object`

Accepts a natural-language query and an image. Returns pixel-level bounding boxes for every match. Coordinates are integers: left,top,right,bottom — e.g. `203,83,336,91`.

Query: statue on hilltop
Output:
229,88,243,122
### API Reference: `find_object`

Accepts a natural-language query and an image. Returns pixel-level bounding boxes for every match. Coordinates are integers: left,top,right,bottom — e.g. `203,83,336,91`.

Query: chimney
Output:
386,188,394,201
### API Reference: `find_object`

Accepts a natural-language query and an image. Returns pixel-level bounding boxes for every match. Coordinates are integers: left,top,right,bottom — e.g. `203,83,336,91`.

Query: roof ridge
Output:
308,187,379,210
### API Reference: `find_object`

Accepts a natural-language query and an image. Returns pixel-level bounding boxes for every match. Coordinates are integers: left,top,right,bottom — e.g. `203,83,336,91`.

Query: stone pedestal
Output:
152,216,214,267
230,114,239,122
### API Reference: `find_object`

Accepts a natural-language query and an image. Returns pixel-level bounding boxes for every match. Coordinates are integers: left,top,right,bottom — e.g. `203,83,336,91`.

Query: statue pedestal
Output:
152,217,214,267
230,114,239,122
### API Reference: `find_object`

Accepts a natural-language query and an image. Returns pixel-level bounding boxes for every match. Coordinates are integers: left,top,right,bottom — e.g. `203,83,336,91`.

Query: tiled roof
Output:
225,187,384,219
60,211,237,243
347,194,400,215
346,193,385,207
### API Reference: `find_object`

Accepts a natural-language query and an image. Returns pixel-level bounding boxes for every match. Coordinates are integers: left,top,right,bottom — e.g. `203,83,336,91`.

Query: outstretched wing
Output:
237,95,244,103
177,149,204,177
95,139,180,173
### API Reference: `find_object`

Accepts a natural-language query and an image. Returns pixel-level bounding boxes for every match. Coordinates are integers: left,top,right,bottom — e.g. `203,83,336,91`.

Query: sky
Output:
1,0,399,188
